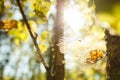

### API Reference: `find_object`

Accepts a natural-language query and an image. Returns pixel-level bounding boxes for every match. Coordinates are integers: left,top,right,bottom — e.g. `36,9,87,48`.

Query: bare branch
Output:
16,0,49,71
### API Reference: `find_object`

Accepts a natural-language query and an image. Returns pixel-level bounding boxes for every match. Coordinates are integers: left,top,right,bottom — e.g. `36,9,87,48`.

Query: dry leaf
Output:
0,19,18,31
86,50,104,64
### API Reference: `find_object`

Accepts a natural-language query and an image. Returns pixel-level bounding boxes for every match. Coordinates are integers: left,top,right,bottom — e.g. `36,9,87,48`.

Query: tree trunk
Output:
105,30,120,80
47,0,65,80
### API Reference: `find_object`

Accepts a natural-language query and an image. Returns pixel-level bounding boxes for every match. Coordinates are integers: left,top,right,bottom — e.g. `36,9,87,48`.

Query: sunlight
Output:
64,7,85,32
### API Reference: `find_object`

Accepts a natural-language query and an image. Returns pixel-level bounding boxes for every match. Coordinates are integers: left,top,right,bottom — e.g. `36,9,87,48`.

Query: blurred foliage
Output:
0,0,4,16
40,31,50,41
65,66,106,80
28,20,37,33
97,2,120,35
1,0,118,80
38,31,51,54
8,21,28,45
33,0,51,23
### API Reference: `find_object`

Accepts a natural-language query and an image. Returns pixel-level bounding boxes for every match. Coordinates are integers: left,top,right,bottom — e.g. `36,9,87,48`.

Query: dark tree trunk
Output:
47,0,65,80
53,0,65,79
105,30,120,80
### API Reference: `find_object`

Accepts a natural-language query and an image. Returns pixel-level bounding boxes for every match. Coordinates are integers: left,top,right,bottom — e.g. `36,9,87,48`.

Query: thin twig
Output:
16,0,49,71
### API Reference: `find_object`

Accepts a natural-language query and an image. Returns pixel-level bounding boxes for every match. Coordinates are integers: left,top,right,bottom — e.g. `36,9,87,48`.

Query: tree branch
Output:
16,0,49,71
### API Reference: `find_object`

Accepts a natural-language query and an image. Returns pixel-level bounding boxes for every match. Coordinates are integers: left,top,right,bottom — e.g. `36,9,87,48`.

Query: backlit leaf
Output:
0,19,18,31
8,21,28,45
41,31,50,41
39,42,47,54
33,0,51,23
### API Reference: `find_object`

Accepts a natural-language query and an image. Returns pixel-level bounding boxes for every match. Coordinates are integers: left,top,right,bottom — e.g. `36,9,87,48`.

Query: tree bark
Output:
105,30,120,80
47,0,65,80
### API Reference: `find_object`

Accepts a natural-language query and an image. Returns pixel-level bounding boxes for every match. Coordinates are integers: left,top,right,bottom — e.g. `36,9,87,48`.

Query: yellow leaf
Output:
28,20,37,32
17,21,23,30
33,0,51,23
19,32,28,42
41,31,50,41
8,21,28,45
39,43,47,54
29,12,36,17
14,38,20,45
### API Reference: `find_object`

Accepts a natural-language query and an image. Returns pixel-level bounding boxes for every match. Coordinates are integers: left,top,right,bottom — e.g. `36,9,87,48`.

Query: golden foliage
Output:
86,50,104,64
8,21,28,45
0,19,18,31
37,31,51,54
39,42,47,54
41,31,50,41
33,0,51,23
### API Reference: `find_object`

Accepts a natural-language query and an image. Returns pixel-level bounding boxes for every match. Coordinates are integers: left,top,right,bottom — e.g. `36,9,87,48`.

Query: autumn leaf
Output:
0,19,18,31
86,50,104,64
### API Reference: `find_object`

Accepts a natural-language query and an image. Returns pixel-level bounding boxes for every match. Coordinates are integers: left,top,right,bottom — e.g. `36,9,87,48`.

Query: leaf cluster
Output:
8,21,28,45
33,0,51,23
37,31,51,54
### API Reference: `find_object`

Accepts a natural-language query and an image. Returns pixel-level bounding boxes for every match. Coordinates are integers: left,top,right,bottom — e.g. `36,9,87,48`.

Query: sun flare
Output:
63,7,85,32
